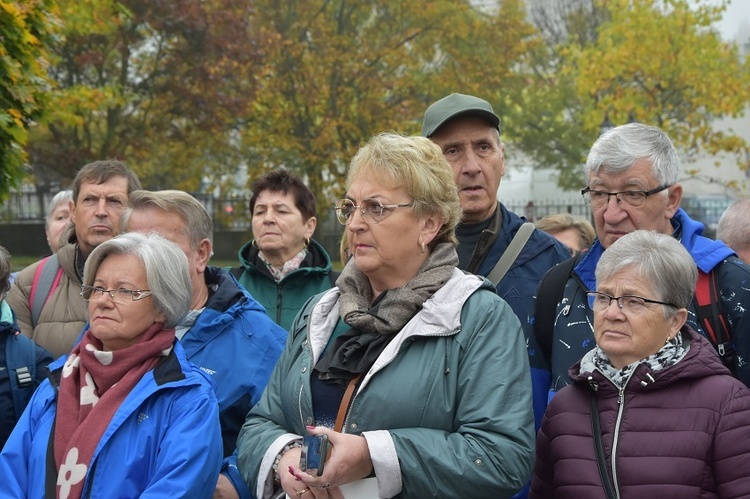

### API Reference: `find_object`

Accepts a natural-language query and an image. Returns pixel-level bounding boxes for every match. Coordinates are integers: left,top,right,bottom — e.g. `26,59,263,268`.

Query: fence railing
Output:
1,190,594,229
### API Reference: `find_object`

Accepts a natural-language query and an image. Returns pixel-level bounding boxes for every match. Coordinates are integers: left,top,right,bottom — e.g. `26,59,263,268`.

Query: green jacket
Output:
234,238,336,331
237,269,534,498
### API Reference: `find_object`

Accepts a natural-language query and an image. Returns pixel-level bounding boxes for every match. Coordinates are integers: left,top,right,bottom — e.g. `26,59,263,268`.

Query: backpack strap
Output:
693,268,734,372
5,334,37,419
29,254,63,329
534,254,581,368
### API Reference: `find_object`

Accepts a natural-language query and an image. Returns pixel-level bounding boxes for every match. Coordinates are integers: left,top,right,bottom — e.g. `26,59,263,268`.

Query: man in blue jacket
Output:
422,93,570,327
123,189,287,499
527,122,750,428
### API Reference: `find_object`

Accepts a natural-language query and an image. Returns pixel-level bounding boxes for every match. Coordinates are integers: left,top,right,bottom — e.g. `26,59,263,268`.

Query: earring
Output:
421,241,426,253
251,239,258,248
304,238,310,248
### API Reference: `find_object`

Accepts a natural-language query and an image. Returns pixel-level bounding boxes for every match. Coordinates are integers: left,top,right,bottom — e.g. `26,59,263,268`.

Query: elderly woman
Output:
535,212,595,255
45,189,73,253
0,232,222,498
237,132,534,499
234,169,337,331
530,230,750,498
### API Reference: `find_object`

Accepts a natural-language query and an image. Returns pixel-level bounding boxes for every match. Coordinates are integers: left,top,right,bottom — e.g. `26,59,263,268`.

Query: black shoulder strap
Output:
229,266,243,280
535,255,580,368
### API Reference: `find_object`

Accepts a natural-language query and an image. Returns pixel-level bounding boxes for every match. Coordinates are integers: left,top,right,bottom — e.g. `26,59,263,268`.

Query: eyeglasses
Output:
81,285,153,303
334,199,413,226
586,291,678,314
581,184,671,208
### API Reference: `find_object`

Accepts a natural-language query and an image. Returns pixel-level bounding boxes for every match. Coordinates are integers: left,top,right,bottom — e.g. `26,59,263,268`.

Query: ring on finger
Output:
296,488,310,497
323,482,331,488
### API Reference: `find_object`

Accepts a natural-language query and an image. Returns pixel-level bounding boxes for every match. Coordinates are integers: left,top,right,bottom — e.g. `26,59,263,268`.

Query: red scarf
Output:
53,322,174,499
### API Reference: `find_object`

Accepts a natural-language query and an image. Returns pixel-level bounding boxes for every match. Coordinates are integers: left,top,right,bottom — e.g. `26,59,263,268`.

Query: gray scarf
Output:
336,241,459,335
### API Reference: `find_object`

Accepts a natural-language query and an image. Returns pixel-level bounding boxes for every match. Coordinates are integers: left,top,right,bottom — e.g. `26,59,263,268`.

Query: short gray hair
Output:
596,230,696,315
83,232,192,328
123,189,213,246
586,123,680,186
717,199,750,253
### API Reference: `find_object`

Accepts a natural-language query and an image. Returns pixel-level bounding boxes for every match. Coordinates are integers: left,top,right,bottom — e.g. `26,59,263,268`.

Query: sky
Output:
708,0,749,40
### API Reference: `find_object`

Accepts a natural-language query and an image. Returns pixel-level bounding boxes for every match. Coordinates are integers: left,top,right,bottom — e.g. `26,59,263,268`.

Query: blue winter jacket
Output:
0,340,223,498
527,208,750,429
186,266,286,498
471,204,571,326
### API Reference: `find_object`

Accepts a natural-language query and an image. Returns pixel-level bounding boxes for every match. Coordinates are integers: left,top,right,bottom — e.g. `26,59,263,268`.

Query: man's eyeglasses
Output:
586,291,678,314
81,285,153,303
581,184,671,208
334,199,413,226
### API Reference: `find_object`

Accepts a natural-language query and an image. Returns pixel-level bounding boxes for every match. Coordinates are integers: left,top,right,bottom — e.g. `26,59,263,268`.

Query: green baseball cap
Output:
421,93,501,138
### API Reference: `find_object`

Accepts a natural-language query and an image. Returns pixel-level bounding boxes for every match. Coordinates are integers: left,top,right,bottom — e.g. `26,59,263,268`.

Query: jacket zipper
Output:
610,371,635,499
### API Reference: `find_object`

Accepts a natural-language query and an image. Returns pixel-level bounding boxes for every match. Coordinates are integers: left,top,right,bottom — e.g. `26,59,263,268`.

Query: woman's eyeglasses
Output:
586,291,678,314
334,199,412,226
81,285,152,303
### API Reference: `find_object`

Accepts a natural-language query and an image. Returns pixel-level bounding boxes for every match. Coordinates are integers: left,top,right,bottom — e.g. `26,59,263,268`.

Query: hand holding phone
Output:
299,434,331,476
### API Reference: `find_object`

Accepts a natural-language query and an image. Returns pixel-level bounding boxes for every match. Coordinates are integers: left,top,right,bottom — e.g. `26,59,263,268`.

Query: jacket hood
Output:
672,208,735,272
204,265,267,315
570,327,731,393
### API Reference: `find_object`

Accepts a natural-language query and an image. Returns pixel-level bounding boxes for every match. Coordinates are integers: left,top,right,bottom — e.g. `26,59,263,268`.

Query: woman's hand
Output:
285,426,374,497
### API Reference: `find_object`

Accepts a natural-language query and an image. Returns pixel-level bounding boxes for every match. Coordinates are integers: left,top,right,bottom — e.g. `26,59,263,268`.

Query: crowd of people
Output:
1,93,750,499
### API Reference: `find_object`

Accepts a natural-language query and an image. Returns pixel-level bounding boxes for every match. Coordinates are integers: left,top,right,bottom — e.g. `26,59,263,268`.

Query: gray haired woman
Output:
0,232,223,498
531,230,750,498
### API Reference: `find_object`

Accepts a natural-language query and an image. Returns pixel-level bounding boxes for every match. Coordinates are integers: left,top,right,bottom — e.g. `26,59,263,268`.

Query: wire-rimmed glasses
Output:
81,285,153,303
586,291,678,314
334,199,413,225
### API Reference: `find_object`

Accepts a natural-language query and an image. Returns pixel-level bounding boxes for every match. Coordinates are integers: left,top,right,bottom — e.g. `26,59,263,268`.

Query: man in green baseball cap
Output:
422,92,569,331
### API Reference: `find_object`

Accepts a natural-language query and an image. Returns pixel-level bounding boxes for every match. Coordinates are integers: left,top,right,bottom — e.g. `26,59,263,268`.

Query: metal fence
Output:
0,190,594,228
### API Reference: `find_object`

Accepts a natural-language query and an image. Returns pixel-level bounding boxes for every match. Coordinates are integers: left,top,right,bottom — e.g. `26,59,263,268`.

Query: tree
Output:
0,0,57,200
27,0,263,192
239,0,537,214
509,0,750,189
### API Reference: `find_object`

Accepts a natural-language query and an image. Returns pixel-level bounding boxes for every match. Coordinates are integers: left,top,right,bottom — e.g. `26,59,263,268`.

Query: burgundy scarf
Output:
53,322,174,499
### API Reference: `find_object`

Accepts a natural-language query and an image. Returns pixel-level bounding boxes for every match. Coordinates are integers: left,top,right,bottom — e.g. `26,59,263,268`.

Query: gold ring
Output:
296,488,310,497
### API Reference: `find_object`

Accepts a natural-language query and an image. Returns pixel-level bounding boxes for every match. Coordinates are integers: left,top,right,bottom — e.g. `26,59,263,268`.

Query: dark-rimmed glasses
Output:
581,184,671,208
586,291,678,314
334,199,413,226
81,285,152,303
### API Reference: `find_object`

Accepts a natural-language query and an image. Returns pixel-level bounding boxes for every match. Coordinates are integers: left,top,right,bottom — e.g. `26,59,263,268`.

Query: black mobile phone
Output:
299,434,330,476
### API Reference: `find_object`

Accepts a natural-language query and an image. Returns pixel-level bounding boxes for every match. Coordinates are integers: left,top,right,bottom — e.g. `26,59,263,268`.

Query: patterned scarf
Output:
258,248,308,282
315,242,458,385
53,323,174,499
581,331,687,389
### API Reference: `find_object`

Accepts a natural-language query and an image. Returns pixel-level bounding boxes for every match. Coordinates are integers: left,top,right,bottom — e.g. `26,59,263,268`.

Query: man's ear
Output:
666,183,683,219
69,199,77,224
196,238,212,273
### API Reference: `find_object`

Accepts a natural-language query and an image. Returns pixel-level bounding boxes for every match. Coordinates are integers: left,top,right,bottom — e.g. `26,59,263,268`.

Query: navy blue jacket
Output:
527,208,750,429
468,203,571,325
186,267,287,498
0,304,53,449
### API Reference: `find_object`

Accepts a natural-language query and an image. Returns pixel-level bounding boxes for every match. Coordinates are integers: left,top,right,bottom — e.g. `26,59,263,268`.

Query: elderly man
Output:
422,93,570,326
123,189,287,499
717,198,750,263
7,160,140,357
528,122,750,426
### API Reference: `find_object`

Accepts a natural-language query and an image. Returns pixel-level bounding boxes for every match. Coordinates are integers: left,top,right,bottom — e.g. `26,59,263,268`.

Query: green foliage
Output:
0,0,57,200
